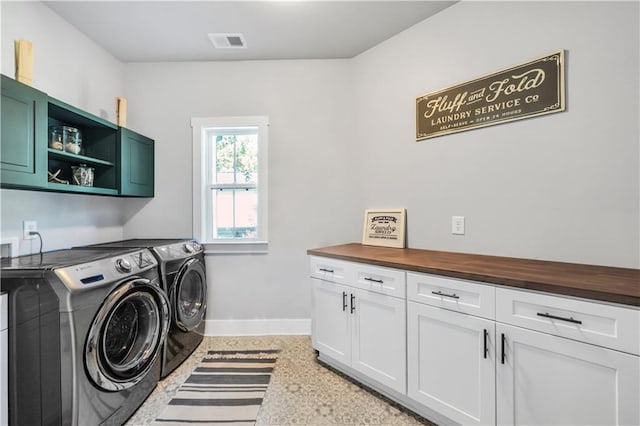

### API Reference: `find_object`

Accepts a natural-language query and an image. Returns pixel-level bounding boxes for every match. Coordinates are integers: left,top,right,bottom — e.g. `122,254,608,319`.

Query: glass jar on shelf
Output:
71,164,94,187
49,126,82,154
49,127,64,151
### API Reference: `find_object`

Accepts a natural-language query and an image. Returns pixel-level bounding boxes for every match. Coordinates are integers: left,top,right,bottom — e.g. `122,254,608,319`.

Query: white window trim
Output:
191,116,269,254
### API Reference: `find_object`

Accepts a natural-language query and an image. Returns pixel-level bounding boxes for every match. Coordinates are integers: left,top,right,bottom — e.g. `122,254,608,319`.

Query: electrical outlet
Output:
23,220,37,240
452,216,465,235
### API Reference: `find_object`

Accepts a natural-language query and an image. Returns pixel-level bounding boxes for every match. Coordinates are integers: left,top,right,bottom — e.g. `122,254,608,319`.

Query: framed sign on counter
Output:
362,208,406,248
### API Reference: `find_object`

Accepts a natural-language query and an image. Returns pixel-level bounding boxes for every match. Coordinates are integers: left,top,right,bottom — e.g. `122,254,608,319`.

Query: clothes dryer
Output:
1,248,169,425
82,239,207,378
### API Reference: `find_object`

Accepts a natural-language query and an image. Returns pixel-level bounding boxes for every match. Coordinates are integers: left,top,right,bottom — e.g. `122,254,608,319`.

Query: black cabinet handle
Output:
350,294,356,314
431,290,460,299
342,292,347,311
364,277,384,284
501,333,506,364
319,268,334,273
483,329,489,359
536,312,582,325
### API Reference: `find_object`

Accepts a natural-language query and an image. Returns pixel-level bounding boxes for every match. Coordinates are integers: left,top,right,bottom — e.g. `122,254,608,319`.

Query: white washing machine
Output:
1,247,170,425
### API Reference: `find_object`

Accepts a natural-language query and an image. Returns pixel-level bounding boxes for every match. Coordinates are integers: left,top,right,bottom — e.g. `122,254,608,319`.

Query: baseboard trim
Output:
204,318,311,336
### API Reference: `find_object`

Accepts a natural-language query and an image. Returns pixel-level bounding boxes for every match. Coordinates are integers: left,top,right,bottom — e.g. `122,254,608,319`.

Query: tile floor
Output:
126,335,435,425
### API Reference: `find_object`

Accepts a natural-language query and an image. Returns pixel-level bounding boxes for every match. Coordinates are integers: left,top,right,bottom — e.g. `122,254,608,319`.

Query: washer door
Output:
85,278,169,391
172,258,207,332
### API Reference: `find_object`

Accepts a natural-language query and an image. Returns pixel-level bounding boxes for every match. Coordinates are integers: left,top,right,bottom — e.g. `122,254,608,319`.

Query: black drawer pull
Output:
431,290,460,299
342,292,347,311
319,268,334,273
536,312,582,325
364,277,384,284
350,294,356,314
501,333,506,364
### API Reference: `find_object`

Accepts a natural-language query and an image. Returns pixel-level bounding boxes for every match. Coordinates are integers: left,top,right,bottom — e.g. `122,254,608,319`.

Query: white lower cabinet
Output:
311,276,406,394
311,278,351,365
496,323,640,426
408,301,496,425
351,287,406,392
310,255,639,426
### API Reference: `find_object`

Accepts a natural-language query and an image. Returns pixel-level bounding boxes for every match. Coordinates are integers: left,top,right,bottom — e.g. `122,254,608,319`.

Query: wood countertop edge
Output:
307,245,640,308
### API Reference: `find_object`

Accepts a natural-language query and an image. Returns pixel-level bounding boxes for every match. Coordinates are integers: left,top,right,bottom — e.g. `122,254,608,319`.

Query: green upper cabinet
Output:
0,74,156,198
118,127,154,197
1,75,47,188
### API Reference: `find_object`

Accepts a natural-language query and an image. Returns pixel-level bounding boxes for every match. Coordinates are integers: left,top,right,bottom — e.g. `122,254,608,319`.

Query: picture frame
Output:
362,208,406,248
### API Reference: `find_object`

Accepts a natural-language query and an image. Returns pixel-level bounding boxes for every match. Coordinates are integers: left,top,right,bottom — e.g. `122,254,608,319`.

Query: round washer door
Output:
172,258,207,332
85,278,169,391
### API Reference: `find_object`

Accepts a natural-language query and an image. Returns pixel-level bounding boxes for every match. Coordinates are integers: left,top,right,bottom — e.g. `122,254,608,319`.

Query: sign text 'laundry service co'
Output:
416,50,565,140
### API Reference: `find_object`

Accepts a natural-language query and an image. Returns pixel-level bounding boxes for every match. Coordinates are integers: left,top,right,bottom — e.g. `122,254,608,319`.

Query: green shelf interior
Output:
47,149,115,167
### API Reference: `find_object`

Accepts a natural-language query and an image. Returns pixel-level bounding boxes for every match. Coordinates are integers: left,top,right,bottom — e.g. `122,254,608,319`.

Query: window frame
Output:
191,116,269,253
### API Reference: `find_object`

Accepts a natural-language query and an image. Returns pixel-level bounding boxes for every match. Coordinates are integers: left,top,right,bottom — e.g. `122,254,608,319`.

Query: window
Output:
192,116,268,251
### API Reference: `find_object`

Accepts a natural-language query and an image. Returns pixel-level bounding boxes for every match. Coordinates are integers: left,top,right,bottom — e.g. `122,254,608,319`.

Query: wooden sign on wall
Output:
416,50,565,140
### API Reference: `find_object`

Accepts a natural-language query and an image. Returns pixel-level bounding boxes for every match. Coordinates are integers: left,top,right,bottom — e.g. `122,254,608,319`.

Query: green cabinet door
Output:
1,75,47,188
118,127,154,197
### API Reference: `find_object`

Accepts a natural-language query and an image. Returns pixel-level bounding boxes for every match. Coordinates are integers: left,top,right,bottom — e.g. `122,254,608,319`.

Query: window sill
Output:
201,240,269,255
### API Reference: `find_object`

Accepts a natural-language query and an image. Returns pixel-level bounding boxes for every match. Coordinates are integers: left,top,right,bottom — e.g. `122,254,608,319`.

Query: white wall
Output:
352,1,639,268
0,2,127,254
1,2,125,119
123,60,359,320
1,0,637,327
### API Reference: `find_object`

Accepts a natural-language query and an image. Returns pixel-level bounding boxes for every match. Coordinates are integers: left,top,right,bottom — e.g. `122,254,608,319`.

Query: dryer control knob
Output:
115,258,132,273
183,243,195,254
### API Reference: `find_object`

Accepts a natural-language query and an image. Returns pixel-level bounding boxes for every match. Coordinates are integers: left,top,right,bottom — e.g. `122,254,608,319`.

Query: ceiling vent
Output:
208,33,247,49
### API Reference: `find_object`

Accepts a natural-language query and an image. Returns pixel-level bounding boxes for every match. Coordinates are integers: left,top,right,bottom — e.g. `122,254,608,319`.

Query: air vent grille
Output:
208,33,247,49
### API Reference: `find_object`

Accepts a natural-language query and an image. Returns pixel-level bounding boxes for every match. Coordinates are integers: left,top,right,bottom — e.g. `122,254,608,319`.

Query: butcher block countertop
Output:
307,243,640,307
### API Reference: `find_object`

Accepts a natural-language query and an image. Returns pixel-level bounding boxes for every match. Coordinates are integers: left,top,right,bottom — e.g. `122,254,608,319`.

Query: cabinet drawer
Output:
407,272,495,320
496,287,640,355
352,263,405,298
309,256,351,285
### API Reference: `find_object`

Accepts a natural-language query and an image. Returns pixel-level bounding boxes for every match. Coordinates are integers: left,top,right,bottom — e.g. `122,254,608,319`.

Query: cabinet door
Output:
407,302,496,425
118,127,154,197
1,75,47,187
351,289,406,394
311,278,351,366
496,323,640,426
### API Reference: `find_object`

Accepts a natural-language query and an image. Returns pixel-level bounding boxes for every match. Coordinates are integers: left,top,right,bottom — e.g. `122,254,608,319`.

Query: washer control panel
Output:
182,242,203,254
154,241,203,261
54,249,158,291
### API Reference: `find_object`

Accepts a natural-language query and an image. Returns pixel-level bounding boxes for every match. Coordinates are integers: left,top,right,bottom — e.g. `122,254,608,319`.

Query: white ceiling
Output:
44,1,456,62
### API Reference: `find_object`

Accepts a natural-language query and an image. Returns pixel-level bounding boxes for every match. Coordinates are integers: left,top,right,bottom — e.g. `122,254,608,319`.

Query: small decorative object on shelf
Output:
49,127,64,151
49,126,82,154
71,164,94,187
362,208,407,248
48,169,69,184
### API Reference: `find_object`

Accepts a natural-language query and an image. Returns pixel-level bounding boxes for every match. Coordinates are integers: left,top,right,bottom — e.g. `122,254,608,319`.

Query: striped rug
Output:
154,349,279,425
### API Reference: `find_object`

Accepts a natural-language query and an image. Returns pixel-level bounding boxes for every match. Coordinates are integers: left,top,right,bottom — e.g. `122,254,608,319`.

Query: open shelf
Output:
47,149,115,167
46,182,119,196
